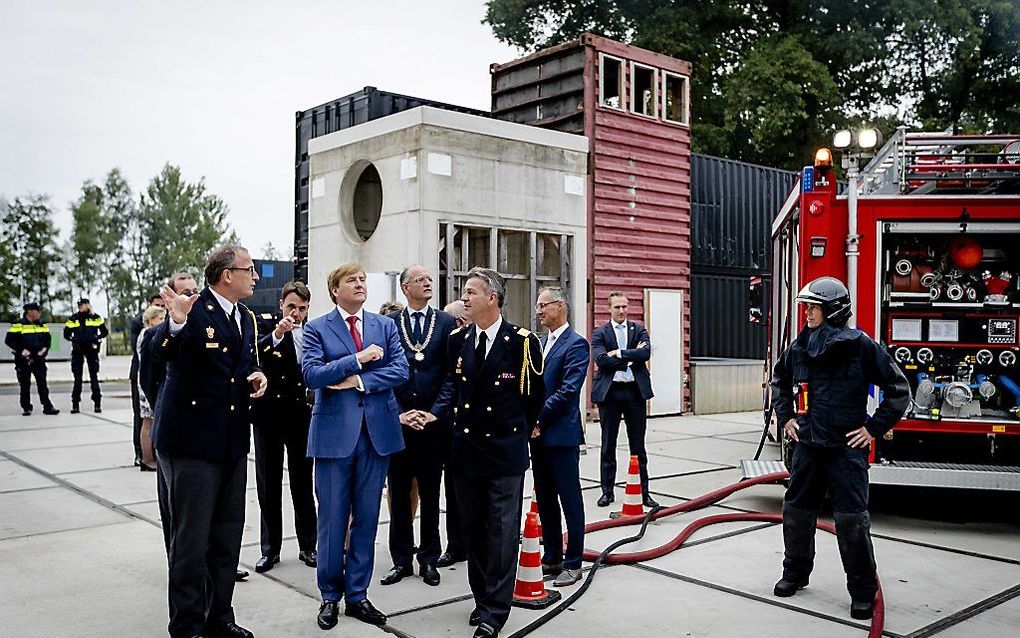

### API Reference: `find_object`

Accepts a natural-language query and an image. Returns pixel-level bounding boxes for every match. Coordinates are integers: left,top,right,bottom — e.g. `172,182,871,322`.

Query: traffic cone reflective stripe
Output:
512,511,562,608
530,488,542,537
613,455,644,518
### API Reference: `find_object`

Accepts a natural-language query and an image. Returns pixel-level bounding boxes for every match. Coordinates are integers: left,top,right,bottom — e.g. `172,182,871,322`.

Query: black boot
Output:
776,504,817,597
71,402,80,414
834,511,878,618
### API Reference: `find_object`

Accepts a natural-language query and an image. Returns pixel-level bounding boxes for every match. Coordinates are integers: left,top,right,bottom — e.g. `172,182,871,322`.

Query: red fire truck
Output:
755,128,1020,491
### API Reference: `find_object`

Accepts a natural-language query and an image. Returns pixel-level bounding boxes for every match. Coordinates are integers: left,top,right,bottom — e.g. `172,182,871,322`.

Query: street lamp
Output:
831,126,884,329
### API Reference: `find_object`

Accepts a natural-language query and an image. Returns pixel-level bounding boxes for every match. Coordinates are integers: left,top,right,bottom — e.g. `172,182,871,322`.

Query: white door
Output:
645,288,684,415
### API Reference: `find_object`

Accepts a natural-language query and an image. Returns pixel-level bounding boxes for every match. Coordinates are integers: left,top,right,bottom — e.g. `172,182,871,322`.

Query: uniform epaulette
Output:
260,313,274,320
450,326,465,336
517,327,531,337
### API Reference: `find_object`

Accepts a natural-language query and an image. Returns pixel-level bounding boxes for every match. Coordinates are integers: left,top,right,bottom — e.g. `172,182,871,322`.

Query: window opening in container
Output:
352,164,382,241
631,63,657,117
600,54,623,109
663,72,689,125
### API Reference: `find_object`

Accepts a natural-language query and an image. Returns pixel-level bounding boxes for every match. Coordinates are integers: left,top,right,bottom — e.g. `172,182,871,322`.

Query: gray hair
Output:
540,287,569,312
466,267,506,308
444,299,467,319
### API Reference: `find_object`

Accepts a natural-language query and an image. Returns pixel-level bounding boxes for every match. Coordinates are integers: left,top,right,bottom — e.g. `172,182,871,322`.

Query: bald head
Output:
400,264,433,310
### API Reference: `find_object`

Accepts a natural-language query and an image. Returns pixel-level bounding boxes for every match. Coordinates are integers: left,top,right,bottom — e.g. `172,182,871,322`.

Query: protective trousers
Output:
782,443,878,603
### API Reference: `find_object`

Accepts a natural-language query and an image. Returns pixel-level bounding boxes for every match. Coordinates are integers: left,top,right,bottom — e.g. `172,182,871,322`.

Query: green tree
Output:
0,200,22,319
1,194,61,319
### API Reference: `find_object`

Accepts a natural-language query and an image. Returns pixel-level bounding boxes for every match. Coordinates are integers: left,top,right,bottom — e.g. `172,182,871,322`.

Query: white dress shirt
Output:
474,316,503,359
544,322,569,356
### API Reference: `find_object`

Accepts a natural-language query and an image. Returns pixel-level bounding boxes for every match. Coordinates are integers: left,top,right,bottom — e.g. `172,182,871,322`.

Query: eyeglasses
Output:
535,300,563,311
410,275,433,285
228,265,257,276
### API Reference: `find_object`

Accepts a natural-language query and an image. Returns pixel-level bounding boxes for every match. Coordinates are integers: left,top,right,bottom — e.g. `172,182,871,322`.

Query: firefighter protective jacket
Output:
771,324,910,446
5,317,52,358
64,311,109,345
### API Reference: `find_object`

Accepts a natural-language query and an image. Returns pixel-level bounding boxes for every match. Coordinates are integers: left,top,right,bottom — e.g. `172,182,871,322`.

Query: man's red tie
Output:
346,315,363,351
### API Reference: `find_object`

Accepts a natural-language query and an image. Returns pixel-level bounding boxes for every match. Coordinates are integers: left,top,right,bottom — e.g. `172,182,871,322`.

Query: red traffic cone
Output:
610,455,644,519
512,511,562,609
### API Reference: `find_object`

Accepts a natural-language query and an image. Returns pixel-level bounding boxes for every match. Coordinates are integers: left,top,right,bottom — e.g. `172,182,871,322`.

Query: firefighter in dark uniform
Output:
250,283,318,573
64,297,109,413
771,276,909,620
444,267,545,638
5,302,60,416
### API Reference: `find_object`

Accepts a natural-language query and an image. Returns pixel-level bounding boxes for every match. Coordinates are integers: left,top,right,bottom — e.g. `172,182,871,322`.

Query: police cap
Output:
77,297,90,306
23,302,40,312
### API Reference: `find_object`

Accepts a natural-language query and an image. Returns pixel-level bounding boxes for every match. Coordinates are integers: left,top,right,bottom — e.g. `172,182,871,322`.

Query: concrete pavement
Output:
1,392,1018,637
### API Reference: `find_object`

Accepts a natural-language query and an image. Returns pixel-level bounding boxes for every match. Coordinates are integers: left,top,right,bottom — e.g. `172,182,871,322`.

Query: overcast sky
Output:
0,1,519,258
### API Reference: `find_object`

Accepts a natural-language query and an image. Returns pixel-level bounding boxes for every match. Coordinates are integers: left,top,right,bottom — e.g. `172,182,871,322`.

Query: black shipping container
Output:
689,154,796,359
691,272,771,359
690,154,797,274
243,259,296,317
293,87,487,281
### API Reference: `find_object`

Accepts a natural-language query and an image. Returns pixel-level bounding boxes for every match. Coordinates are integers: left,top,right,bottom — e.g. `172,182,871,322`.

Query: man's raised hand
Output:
274,316,298,339
159,284,199,325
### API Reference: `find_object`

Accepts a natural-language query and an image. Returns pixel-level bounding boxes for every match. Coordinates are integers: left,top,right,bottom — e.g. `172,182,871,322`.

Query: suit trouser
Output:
71,346,101,405
597,382,650,494
254,422,317,556
157,450,247,638
387,433,443,567
531,444,586,569
454,472,525,630
130,357,142,460
315,427,389,603
782,443,877,602
16,360,52,412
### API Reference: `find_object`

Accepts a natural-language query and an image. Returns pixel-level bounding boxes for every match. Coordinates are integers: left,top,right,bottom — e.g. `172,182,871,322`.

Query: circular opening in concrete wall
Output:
350,163,382,242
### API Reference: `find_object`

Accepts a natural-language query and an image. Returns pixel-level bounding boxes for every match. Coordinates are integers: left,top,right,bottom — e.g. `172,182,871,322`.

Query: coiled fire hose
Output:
507,471,885,638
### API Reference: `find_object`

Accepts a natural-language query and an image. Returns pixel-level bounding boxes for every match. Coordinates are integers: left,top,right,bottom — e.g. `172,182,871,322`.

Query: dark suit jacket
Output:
251,323,311,430
138,328,164,409
535,326,590,447
591,320,653,403
446,319,545,477
149,287,261,463
386,306,457,416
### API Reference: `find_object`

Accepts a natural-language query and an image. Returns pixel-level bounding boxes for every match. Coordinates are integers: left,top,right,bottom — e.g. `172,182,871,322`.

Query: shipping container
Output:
491,34,693,413
690,272,771,359
294,87,487,281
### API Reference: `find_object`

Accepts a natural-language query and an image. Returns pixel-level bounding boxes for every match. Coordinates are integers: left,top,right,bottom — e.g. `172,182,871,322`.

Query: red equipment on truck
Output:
749,128,1020,491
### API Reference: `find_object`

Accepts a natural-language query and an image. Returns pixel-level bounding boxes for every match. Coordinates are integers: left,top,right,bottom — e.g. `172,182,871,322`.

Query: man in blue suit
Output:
591,291,658,509
301,262,409,631
532,287,589,587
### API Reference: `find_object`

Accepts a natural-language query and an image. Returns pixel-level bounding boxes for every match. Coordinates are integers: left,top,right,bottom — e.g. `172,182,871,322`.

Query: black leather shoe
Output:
317,600,339,630
21,409,32,416
255,555,279,573
235,569,249,581
473,622,498,638
850,600,874,620
773,577,809,597
437,551,465,567
299,550,317,567
597,493,614,507
94,403,102,413
71,403,80,414
344,598,386,626
43,406,60,415
420,563,440,586
140,463,158,472
468,608,482,626
541,562,563,577
643,495,660,508
207,621,254,638
379,564,413,585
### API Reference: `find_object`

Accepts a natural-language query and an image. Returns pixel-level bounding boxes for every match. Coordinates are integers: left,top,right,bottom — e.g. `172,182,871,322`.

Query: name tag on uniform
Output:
206,342,219,349
498,372,516,380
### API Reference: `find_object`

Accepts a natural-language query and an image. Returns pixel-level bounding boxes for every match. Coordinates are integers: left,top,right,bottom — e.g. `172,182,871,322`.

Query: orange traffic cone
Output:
512,511,562,609
529,488,542,538
610,455,644,519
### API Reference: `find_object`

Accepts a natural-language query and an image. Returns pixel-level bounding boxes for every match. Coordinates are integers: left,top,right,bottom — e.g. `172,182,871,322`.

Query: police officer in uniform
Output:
771,277,909,620
64,297,109,413
5,302,60,416
379,265,457,588
250,282,318,573
446,267,545,638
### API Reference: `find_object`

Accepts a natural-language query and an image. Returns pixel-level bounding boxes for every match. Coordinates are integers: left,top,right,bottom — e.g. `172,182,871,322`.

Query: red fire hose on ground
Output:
507,471,885,638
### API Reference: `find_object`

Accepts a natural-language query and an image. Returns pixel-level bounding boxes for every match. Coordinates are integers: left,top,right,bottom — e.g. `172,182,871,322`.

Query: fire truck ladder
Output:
860,127,1020,196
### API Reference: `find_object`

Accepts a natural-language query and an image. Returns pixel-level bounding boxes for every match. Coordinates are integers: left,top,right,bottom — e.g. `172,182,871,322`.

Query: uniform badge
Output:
206,304,214,311
206,326,215,339
414,351,425,362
